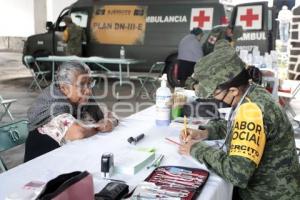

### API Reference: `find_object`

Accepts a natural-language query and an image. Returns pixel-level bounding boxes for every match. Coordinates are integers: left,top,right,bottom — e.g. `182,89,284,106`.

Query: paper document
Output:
114,149,155,175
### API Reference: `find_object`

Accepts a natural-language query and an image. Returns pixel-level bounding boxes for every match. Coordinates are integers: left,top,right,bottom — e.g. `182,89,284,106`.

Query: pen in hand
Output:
183,115,188,142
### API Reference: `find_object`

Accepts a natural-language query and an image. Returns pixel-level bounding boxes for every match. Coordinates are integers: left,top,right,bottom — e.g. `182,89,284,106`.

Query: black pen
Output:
127,133,145,145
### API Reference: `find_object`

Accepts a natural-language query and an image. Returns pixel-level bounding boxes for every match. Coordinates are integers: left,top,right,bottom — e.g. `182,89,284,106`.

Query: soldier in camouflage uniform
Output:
202,25,243,56
179,65,300,199
186,39,246,97
63,16,86,56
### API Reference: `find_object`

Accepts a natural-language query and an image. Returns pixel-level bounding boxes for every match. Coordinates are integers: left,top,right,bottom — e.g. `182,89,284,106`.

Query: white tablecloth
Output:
0,107,232,200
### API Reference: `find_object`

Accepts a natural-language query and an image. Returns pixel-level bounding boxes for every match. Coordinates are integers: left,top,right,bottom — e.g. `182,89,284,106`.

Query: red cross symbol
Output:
240,9,259,27
193,11,210,28
220,16,228,25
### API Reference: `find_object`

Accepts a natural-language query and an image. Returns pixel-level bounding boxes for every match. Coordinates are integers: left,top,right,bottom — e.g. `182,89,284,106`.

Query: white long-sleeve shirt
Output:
278,8,292,24
177,34,203,62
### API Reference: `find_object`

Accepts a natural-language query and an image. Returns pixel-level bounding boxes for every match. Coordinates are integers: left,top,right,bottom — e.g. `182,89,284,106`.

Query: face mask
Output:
213,99,232,108
216,89,235,108
194,98,229,119
225,35,233,43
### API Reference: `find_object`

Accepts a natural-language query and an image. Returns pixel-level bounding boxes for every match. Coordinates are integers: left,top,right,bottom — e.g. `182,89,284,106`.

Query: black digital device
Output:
127,133,145,144
95,181,129,200
101,153,114,178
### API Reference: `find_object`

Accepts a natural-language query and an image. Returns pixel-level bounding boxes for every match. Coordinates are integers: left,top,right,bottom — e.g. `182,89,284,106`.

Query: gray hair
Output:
56,61,91,84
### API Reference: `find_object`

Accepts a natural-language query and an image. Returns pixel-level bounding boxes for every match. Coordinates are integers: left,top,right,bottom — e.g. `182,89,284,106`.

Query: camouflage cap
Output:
194,39,245,98
232,25,243,40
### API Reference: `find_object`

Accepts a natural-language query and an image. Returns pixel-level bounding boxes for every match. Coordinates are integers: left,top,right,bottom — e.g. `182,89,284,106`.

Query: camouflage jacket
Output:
202,25,242,56
186,40,246,98
202,26,227,56
191,86,300,200
65,24,86,56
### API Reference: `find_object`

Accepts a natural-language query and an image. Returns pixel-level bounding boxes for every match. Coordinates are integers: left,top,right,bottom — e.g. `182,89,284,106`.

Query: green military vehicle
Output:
23,0,277,87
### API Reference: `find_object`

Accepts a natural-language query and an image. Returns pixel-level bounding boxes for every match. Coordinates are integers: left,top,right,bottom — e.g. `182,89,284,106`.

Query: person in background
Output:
202,25,243,56
177,27,204,86
186,39,246,97
24,61,118,161
179,65,300,199
277,5,292,45
63,16,86,56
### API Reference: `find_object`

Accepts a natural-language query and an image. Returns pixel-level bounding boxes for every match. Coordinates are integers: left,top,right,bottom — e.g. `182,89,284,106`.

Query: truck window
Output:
71,11,88,28
56,9,70,32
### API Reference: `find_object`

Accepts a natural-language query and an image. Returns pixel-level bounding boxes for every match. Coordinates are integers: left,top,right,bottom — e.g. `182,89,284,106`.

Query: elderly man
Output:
24,61,118,161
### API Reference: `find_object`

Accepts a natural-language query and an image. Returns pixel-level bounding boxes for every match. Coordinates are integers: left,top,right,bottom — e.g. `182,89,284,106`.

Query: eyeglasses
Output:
66,79,96,90
78,79,96,89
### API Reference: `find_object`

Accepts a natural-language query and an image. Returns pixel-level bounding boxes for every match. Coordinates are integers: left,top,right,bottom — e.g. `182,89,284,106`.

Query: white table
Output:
0,107,232,200
35,56,145,85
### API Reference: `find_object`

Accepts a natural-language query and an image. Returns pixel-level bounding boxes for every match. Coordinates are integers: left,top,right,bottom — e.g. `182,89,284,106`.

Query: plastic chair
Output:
23,55,50,91
135,62,165,99
0,96,17,121
0,120,28,172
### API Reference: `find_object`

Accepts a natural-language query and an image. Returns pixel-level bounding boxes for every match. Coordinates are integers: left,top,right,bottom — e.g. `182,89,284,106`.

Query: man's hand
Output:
178,139,199,155
180,128,208,143
96,119,113,132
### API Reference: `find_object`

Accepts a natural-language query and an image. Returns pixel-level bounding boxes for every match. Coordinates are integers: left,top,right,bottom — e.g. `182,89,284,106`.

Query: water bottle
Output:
156,74,171,126
252,47,260,68
264,53,272,69
120,46,125,59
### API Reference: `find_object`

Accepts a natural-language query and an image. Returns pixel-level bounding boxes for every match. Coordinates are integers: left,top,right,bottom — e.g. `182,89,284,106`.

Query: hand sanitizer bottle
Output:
156,74,171,126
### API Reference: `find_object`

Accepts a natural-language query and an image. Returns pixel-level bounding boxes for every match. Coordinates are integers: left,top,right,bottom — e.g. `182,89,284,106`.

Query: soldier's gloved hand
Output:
179,128,208,143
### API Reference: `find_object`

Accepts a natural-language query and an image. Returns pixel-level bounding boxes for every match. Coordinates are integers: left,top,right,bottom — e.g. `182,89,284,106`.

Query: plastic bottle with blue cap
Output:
156,74,171,126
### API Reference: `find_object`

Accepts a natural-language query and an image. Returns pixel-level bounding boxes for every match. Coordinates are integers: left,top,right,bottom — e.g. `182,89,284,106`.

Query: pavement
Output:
0,52,31,82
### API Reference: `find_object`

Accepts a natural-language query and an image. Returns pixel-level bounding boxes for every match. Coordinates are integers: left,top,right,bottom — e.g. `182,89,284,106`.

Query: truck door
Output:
229,2,273,54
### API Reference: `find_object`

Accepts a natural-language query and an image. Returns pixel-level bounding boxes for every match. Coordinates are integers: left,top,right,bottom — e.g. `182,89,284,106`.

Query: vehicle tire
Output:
165,54,181,88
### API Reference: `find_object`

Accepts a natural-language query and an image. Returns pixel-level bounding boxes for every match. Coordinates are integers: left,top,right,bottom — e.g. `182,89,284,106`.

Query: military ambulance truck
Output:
23,0,275,87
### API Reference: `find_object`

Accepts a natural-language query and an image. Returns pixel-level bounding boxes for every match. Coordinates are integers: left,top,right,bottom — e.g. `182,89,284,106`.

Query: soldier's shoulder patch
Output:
208,36,217,44
229,102,266,166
